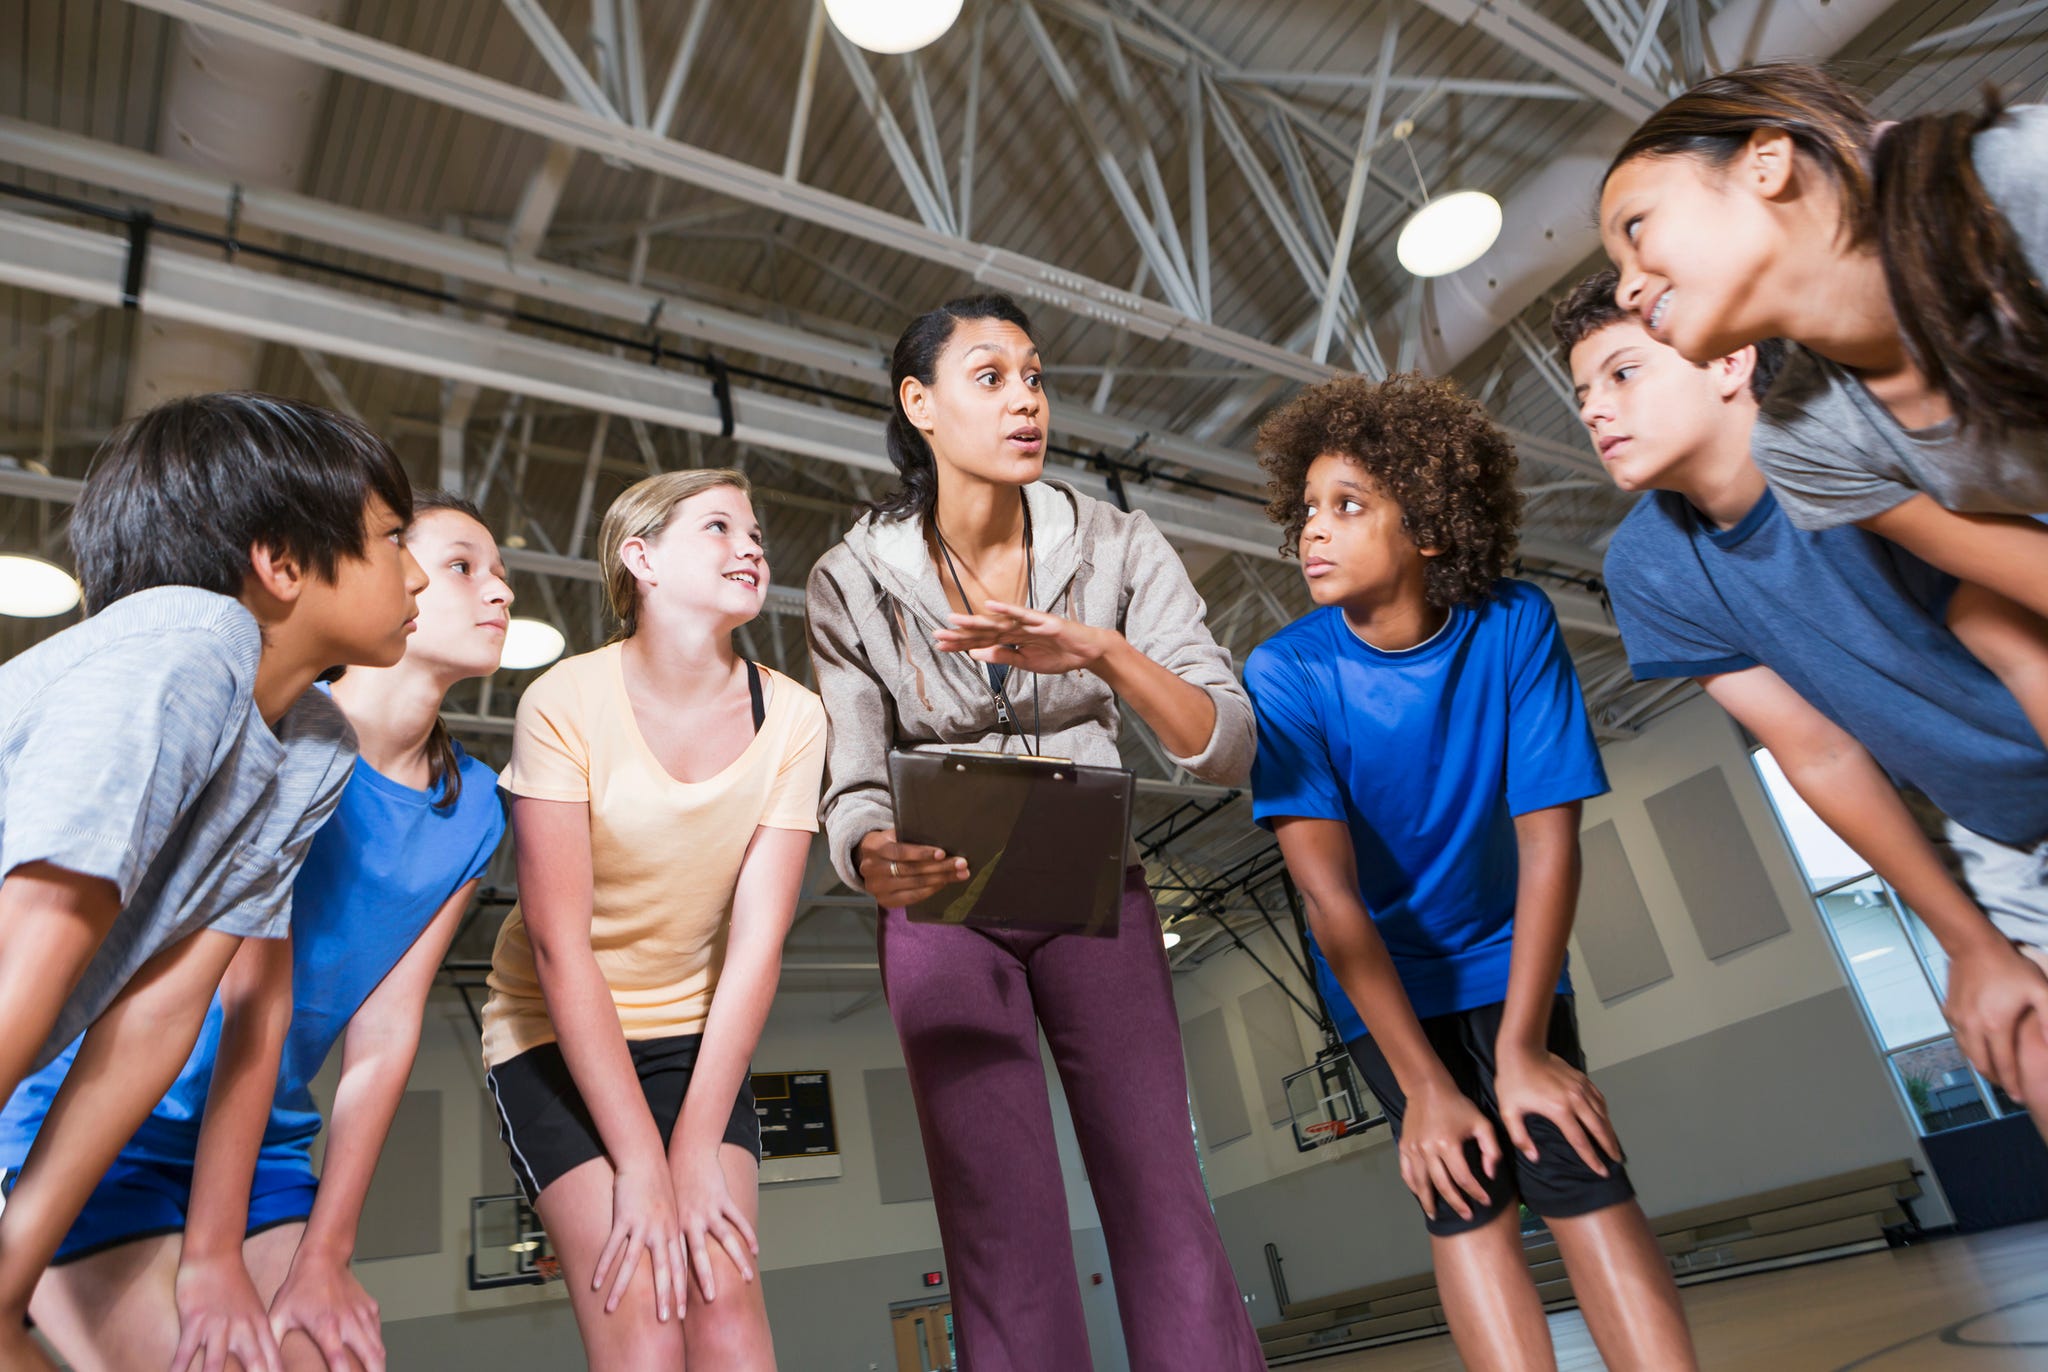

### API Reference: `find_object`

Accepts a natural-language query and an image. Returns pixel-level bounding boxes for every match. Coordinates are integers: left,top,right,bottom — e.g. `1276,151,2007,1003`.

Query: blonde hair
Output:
598,468,752,638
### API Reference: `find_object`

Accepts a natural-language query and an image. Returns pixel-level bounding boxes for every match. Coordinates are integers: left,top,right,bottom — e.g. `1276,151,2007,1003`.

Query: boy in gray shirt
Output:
0,393,424,1366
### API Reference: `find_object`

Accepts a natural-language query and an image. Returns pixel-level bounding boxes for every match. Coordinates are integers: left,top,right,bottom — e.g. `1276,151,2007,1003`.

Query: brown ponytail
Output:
1608,63,2048,433
1874,93,2048,432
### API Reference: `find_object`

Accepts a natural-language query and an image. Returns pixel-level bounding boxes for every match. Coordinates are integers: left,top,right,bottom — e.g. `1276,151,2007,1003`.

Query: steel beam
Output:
783,2,825,179
1014,0,1202,319
649,0,712,137
1409,0,1663,119
501,0,620,123
118,0,1337,383
0,208,1304,568
1223,72,1584,100
1314,19,1398,366
829,30,955,235
0,119,1267,485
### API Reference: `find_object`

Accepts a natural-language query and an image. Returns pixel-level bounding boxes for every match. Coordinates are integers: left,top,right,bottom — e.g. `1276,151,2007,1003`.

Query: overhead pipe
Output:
125,0,342,413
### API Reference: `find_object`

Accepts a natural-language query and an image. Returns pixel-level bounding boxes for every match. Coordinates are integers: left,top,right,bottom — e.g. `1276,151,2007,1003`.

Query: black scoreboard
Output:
751,1070,838,1162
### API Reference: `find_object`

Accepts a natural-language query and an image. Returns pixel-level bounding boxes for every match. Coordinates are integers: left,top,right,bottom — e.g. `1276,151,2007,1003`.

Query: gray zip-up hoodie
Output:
805,479,1255,891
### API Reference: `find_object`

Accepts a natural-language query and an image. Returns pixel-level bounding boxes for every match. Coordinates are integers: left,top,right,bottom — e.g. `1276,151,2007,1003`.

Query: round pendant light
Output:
1396,190,1504,278
0,554,82,618
1162,929,1183,950
823,0,964,54
499,617,567,671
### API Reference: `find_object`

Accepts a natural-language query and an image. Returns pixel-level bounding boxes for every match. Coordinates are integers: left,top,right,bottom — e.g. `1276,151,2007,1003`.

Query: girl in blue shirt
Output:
2,493,513,1372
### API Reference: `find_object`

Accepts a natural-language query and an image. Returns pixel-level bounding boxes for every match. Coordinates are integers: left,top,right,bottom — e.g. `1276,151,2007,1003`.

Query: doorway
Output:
890,1300,955,1372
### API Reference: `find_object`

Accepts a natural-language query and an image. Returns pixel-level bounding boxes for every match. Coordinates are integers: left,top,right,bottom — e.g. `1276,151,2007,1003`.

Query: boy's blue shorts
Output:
1,1144,317,1264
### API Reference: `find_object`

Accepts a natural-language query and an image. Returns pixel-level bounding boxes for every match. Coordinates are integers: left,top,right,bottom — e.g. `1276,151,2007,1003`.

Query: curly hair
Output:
1255,372,1523,610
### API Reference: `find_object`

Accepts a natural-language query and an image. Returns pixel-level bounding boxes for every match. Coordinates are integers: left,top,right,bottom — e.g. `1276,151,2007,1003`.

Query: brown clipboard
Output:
887,748,1134,936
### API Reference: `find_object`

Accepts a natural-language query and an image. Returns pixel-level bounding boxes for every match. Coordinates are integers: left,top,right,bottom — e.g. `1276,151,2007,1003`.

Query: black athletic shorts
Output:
486,1033,762,1204
1346,996,1634,1238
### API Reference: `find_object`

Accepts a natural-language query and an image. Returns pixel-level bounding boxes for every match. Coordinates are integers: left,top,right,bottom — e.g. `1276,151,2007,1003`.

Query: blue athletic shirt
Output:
1603,487,2048,849
0,739,506,1167
1246,580,1609,1041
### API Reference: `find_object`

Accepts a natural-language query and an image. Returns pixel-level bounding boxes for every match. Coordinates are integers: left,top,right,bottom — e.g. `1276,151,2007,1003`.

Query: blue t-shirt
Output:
0,740,506,1166
1246,580,1610,1041
1603,489,2048,848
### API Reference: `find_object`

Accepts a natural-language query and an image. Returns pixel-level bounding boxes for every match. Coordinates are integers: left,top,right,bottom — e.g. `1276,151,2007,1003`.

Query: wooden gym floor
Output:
1293,1220,2048,1371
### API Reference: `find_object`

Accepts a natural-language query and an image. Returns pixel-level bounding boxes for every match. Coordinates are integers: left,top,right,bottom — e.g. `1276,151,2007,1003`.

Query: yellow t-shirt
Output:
481,644,826,1066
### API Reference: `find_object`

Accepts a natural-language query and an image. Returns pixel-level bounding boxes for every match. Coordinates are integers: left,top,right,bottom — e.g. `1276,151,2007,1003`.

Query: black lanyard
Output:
933,495,1042,754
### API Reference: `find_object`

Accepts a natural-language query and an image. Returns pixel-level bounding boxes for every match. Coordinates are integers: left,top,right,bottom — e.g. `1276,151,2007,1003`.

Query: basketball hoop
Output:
534,1255,563,1283
1305,1119,1350,1140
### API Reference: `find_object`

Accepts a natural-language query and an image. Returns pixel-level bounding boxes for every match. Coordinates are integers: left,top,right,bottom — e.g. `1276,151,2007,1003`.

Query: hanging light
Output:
0,554,82,618
1390,120,1503,279
823,0,963,54
1162,929,1183,950
500,617,566,671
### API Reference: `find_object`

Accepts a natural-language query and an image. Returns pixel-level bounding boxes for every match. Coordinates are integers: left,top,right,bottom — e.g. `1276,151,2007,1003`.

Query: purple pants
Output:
879,868,1265,1372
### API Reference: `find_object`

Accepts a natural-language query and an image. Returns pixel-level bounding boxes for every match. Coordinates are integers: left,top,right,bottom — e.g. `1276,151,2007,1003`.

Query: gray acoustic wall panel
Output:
1575,820,1674,1002
864,1067,934,1205
1644,766,1791,959
1184,1008,1252,1149
1238,983,1309,1127
357,1090,443,1261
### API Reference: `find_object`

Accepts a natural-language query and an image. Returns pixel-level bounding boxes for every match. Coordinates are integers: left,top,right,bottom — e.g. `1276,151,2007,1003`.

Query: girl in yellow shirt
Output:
484,470,824,1371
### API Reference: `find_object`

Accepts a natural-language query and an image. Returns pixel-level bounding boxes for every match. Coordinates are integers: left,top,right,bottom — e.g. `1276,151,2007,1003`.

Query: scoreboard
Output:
751,1069,843,1183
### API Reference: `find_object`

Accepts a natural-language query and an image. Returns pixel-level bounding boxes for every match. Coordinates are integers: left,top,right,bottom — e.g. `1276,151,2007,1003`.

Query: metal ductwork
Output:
125,0,342,414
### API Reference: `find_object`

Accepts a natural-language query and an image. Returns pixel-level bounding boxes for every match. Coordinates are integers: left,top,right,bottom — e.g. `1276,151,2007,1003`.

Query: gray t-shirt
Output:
1752,103,2048,529
0,586,357,1067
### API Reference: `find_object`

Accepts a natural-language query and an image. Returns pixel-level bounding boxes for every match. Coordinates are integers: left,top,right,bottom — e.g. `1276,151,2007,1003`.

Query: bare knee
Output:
683,1256,771,1369
573,1263,687,1372
280,1327,369,1372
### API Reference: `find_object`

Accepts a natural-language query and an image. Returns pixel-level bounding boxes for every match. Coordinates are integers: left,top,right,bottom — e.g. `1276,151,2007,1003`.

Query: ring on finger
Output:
889,861,899,877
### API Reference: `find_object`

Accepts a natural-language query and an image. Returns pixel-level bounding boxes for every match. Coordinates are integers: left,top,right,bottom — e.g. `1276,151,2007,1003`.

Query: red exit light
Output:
922,1271,943,1288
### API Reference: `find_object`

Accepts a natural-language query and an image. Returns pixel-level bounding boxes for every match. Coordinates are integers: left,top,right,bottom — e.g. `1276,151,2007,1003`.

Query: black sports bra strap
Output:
745,659,765,733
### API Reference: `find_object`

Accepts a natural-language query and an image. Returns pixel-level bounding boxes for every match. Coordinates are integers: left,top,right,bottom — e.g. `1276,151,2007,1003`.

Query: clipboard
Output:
887,748,1134,936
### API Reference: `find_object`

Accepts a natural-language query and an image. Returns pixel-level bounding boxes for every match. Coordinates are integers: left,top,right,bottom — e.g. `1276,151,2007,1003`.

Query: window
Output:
1752,750,2013,1135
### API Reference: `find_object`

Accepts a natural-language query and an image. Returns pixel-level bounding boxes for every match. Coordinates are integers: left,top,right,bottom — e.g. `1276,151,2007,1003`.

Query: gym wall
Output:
1178,693,1948,1316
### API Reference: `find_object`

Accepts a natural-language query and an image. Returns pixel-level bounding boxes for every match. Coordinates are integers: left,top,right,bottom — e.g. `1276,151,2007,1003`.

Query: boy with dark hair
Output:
1560,269,2048,1138
0,391,424,1369
1247,373,1696,1372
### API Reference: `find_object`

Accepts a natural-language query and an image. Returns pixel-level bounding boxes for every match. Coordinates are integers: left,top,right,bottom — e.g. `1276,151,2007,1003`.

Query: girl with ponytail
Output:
4,493,514,1371
1599,63,2048,633
806,294,1265,1370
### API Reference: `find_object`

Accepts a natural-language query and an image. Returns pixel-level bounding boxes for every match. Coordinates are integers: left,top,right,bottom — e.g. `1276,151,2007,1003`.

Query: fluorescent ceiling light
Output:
500,617,566,671
1850,946,1897,965
0,554,82,618
1396,190,1503,278
824,0,963,54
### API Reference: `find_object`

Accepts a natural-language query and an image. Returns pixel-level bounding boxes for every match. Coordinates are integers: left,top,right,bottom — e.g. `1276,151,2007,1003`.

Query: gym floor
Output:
1299,1221,2048,1371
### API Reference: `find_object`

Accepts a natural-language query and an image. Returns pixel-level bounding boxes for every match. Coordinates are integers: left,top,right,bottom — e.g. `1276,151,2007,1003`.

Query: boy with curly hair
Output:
1246,373,1696,1371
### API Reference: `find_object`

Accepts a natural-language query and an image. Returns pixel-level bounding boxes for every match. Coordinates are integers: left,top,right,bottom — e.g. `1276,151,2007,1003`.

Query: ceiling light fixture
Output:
823,0,964,54
1390,119,1503,279
1162,929,1182,950
0,554,82,618
500,617,566,671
